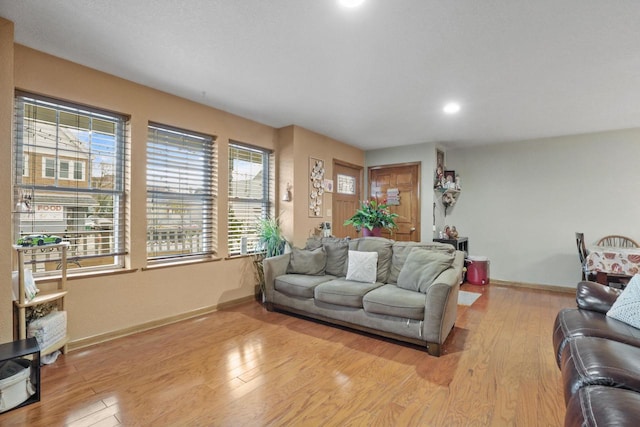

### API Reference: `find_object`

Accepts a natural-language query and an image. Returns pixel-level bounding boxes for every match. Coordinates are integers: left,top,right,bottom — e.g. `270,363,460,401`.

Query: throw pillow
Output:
321,238,350,276
346,250,378,284
607,274,640,328
305,237,350,276
287,246,327,276
397,247,455,293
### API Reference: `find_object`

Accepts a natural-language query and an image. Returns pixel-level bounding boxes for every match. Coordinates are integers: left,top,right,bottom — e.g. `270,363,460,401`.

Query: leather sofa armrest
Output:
262,253,291,302
576,280,622,313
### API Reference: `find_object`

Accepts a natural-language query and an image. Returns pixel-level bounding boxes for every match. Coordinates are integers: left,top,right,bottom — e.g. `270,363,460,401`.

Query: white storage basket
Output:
27,310,67,351
0,358,35,413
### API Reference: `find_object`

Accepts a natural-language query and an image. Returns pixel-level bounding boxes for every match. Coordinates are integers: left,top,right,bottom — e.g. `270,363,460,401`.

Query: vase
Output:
362,227,382,237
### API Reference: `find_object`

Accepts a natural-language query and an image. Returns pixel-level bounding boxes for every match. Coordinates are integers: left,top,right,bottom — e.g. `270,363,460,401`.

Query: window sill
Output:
225,254,258,260
142,256,222,271
36,267,139,284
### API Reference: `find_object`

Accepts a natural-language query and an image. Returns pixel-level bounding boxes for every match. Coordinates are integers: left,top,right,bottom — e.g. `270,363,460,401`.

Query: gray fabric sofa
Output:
263,237,465,356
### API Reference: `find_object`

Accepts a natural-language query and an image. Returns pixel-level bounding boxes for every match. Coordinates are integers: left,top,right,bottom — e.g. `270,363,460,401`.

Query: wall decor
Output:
434,148,446,188
323,179,334,193
444,170,456,189
386,188,400,205
309,158,324,217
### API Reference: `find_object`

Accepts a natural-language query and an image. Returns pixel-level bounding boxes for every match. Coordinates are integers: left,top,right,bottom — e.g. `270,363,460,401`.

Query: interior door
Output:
332,161,362,239
368,163,420,242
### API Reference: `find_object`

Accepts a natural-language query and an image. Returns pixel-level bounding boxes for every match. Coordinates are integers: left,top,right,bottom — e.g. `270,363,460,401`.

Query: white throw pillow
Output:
346,250,378,284
607,274,640,329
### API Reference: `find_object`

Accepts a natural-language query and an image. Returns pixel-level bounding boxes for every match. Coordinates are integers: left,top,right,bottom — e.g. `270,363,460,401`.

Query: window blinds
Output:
147,123,217,262
228,142,273,255
13,92,127,273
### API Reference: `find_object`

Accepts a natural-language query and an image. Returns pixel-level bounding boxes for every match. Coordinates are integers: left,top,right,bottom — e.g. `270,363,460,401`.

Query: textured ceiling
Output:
2,0,640,150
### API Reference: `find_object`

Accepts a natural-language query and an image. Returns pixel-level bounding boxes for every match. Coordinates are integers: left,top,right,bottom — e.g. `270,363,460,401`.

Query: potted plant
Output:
344,199,399,237
253,216,289,302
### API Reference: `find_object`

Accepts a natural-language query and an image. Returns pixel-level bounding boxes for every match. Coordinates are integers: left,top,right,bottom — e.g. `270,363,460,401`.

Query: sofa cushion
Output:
275,274,335,298
287,246,326,275
397,248,456,293
561,336,640,404
552,308,640,369
314,278,382,308
306,237,350,276
607,274,640,328
346,250,378,283
565,385,640,427
363,284,426,320
349,237,393,283
388,241,455,284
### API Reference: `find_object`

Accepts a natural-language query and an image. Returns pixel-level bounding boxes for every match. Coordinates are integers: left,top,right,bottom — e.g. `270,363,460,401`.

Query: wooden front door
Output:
332,161,362,239
368,163,420,242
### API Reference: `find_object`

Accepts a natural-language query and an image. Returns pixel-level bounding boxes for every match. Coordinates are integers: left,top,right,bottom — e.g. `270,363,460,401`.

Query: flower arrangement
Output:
344,199,399,232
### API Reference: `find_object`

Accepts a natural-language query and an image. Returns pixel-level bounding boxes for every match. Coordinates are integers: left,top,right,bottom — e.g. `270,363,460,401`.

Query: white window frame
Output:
43,157,55,178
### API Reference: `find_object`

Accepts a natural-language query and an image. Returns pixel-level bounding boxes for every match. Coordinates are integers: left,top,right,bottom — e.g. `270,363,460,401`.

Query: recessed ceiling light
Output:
338,0,366,8
443,102,461,114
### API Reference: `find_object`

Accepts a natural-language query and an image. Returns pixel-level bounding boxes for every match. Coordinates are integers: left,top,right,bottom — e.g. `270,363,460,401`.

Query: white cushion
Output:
607,274,640,329
346,250,378,284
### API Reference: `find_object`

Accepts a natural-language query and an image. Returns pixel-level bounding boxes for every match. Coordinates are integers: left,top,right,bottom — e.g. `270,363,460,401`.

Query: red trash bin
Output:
466,256,490,285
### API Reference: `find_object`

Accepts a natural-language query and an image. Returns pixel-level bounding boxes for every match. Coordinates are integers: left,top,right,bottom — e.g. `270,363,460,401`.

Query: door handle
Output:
410,227,416,232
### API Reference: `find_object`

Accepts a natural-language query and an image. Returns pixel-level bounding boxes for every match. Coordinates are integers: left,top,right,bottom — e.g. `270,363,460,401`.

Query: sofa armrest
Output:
576,280,622,313
422,251,464,344
262,253,291,302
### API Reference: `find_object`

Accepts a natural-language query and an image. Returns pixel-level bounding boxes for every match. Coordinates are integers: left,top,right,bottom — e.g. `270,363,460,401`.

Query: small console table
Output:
433,237,468,255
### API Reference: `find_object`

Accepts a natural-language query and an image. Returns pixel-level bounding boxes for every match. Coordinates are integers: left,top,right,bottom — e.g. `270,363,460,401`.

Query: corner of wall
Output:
0,17,15,342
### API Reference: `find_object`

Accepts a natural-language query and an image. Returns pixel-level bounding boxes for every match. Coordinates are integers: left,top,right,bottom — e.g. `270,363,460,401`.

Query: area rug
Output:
458,290,482,306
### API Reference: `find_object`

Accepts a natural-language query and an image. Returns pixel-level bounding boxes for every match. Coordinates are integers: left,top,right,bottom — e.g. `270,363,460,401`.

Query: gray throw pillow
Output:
388,242,455,284
305,237,350,276
397,247,455,293
287,246,327,275
320,238,350,276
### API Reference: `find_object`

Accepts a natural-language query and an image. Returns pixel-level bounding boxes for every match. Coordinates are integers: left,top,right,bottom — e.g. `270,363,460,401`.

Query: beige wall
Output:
278,125,365,247
0,18,15,342
0,38,359,346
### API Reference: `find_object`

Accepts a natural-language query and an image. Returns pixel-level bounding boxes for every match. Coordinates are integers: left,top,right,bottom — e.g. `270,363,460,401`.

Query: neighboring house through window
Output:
228,142,274,255
13,92,127,273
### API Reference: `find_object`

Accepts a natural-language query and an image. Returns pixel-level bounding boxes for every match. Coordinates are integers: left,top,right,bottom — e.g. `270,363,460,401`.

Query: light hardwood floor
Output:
0,283,575,426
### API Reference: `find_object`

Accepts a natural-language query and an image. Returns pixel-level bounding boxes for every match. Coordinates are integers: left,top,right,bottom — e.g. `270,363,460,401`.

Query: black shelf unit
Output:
0,337,40,413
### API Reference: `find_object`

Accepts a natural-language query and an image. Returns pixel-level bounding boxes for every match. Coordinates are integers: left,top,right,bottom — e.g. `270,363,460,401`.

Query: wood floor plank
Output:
0,282,575,426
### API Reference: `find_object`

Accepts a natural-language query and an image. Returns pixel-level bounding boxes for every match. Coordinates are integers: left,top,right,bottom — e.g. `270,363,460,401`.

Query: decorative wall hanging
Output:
309,157,324,217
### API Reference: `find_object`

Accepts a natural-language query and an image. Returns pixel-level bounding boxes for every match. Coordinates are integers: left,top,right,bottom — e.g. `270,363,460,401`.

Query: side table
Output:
433,237,468,255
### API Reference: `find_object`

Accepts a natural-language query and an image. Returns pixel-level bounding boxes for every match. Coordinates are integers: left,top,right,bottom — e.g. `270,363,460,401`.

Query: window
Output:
146,123,216,263
43,158,55,178
13,92,127,273
228,142,273,255
22,154,29,177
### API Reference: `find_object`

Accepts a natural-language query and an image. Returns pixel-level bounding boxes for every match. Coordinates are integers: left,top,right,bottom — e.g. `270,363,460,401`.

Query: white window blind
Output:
13,92,127,273
228,142,273,255
147,123,217,262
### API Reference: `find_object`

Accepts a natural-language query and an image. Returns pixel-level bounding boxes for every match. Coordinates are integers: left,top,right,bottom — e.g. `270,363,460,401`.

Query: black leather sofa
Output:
553,281,640,426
